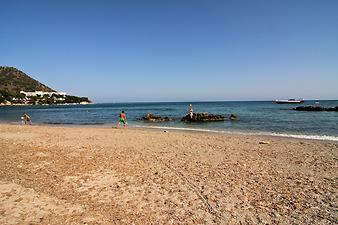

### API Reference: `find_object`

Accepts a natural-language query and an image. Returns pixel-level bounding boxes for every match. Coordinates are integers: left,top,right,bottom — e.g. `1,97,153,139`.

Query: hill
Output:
0,66,55,94
0,66,90,105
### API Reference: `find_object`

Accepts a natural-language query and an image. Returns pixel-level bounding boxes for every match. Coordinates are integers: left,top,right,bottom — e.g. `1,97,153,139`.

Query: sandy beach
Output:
0,124,337,224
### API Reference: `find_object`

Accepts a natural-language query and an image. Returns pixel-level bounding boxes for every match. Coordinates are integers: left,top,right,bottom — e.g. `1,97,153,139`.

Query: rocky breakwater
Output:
181,113,225,122
140,114,172,122
293,106,338,112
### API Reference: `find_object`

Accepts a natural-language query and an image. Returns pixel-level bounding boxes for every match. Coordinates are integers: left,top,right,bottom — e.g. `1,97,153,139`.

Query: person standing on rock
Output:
189,104,193,119
116,111,127,128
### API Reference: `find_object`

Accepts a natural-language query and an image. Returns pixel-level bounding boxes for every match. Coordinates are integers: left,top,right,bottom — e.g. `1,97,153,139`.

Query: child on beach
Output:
22,113,32,125
116,111,127,128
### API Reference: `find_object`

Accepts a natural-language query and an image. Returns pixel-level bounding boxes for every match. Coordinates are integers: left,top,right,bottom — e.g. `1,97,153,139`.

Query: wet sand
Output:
0,124,337,224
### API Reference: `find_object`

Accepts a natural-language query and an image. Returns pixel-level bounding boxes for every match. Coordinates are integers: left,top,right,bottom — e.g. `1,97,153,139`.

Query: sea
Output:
0,100,337,141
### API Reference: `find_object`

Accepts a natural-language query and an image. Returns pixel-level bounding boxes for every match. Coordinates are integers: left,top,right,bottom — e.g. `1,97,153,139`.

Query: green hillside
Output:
0,66,55,94
0,66,90,105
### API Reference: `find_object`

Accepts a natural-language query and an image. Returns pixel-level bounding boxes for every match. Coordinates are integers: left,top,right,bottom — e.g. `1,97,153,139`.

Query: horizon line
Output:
93,99,338,104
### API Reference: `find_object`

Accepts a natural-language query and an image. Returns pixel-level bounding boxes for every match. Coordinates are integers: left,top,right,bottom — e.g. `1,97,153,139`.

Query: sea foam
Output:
132,125,338,141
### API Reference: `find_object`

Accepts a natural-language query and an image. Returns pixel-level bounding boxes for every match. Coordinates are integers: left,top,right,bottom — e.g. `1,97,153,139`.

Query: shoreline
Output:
1,121,337,142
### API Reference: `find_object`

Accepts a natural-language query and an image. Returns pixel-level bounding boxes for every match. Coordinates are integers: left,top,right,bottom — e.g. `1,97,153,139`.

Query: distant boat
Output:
275,99,304,104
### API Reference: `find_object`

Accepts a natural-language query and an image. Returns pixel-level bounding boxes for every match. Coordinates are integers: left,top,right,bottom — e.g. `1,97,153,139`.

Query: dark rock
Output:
181,113,225,122
293,106,338,112
326,106,338,112
229,114,238,120
140,113,172,122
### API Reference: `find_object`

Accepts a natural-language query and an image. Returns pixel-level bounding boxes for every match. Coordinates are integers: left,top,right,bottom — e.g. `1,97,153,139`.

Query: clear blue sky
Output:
1,0,337,102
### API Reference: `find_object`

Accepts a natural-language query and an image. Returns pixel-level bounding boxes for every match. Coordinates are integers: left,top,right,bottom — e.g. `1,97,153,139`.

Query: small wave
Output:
133,125,225,133
132,125,338,141
266,133,338,141
44,122,106,125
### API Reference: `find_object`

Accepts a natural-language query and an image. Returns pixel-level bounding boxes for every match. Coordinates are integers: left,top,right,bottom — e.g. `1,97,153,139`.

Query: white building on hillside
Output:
20,91,67,97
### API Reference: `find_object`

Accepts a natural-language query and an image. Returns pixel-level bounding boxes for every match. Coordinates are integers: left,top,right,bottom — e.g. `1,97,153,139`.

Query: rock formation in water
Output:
181,113,225,122
140,114,172,122
293,106,338,112
229,114,239,120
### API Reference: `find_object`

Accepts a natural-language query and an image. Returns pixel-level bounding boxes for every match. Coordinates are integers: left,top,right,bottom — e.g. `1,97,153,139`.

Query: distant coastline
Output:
0,101,92,107
0,66,91,106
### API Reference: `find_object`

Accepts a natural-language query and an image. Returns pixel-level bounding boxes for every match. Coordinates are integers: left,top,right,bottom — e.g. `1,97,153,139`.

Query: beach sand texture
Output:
0,124,337,224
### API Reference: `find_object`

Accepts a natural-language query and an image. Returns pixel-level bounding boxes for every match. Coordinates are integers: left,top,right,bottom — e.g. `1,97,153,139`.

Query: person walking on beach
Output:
189,104,193,119
116,111,127,128
22,112,32,125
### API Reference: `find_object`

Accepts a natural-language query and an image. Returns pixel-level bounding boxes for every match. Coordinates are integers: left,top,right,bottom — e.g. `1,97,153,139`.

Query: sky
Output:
0,0,338,102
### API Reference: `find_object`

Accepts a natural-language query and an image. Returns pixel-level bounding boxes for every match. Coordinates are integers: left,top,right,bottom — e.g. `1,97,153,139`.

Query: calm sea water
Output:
0,101,337,141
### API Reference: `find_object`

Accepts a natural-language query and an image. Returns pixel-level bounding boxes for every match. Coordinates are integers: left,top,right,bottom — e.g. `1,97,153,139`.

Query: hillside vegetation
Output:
0,66,90,105
0,66,55,94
